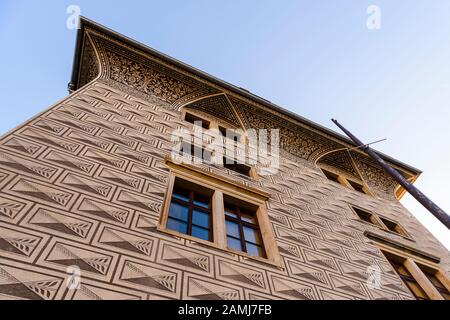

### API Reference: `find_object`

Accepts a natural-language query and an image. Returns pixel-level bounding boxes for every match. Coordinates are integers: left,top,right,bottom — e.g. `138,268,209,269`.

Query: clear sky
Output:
0,0,449,249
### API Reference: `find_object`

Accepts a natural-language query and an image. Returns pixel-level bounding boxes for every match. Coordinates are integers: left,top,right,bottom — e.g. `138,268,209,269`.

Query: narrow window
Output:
418,265,450,300
382,251,429,300
184,112,210,129
353,207,380,226
348,180,366,194
321,168,340,183
179,142,212,162
379,217,407,237
223,157,251,177
166,178,213,241
219,126,241,142
224,196,266,258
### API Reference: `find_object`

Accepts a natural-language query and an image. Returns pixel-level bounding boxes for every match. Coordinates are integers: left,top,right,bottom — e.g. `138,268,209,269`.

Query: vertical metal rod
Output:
332,119,450,229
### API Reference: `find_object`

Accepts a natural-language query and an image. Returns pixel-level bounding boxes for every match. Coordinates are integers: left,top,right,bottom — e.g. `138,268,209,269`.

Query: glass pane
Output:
226,220,240,238
243,226,262,244
227,236,243,252
225,210,238,219
191,226,210,241
192,210,209,228
406,281,429,300
246,243,265,258
172,186,190,202
193,193,210,208
166,218,187,234
168,202,189,221
241,212,256,224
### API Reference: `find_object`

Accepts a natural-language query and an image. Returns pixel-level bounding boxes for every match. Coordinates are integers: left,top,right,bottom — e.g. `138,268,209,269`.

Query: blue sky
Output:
0,0,449,249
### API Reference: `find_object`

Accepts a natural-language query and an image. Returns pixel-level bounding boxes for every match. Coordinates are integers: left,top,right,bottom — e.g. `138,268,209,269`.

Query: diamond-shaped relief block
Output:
19,128,81,154
41,149,97,175
58,172,114,200
97,167,144,192
269,273,317,300
21,205,97,243
0,195,29,223
37,239,118,282
183,275,242,300
65,130,112,150
93,224,156,260
216,259,269,292
0,149,60,181
1,136,43,156
73,195,133,227
114,256,181,299
4,177,75,209
0,261,65,300
0,222,48,263
157,241,212,276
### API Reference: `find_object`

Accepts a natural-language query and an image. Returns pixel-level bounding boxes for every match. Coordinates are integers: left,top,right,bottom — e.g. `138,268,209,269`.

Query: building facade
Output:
0,18,448,300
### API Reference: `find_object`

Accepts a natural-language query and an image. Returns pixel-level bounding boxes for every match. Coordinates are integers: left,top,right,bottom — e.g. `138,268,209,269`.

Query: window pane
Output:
191,226,210,241
227,236,243,252
241,212,256,224
243,226,262,244
168,202,189,221
246,243,265,258
226,220,240,238
172,187,190,202
193,193,210,208
166,218,187,234
225,211,238,219
192,210,209,228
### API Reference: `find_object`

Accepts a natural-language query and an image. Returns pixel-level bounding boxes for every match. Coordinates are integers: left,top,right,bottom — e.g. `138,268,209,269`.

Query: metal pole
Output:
332,119,450,229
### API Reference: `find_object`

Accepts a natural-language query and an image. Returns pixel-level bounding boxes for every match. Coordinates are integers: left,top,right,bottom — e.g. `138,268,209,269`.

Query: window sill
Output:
156,224,282,269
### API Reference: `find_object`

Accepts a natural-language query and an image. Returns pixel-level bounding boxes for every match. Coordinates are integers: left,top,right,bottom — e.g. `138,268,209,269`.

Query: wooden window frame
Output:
158,159,281,267
167,183,213,241
224,202,266,258
183,112,210,129
351,206,382,227
320,166,372,196
180,109,257,179
351,205,411,240
377,215,410,238
372,240,449,300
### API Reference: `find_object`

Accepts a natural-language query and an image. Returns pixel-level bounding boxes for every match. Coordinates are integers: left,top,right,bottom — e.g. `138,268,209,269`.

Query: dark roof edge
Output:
69,16,422,175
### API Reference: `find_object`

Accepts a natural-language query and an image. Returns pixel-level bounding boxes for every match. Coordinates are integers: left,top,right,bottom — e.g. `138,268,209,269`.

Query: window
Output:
348,180,365,194
383,251,430,300
184,112,210,129
418,264,450,300
321,168,340,184
159,161,281,265
219,126,241,142
166,179,213,241
320,167,371,195
379,217,408,237
224,196,266,258
352,206,409,238
178,142,212,162
352,207,381,226
223,157,251,177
